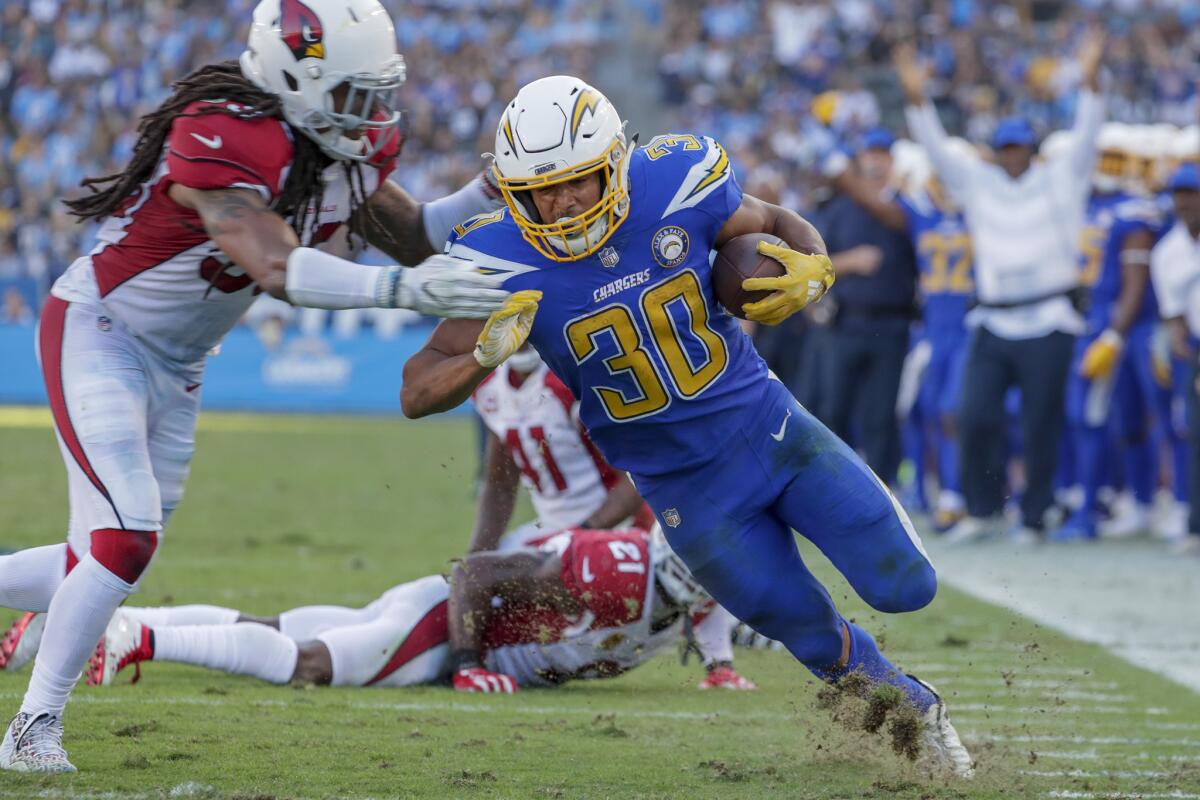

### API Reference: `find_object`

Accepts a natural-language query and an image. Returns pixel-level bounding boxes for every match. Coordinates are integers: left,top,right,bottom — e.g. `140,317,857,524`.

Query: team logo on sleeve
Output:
652,226,689,268
280,0,325,61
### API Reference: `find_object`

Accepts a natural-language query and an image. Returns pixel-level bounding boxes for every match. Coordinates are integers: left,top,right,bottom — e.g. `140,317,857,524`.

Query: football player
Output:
86,527,721,693
825,140,975,531
1053,124,1166,541
471,344,753,689
0,0,517,773
399,76,973,776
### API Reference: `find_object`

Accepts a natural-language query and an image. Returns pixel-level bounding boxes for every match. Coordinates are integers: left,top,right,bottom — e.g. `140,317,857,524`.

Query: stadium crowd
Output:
3,0,1200,546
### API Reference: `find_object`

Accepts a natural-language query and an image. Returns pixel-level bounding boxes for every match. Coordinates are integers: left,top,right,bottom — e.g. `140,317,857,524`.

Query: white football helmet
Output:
492,76,632,261
1093,123,1133,193
648,524,708,609
240,0,405,162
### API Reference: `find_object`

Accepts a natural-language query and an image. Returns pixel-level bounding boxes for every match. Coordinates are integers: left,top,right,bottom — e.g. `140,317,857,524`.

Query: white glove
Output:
392,255,510,319
474,290,543,368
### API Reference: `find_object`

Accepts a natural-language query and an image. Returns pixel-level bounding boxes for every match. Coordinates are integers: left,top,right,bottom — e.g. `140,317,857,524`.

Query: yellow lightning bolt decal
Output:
569,89,601,146
502,114,517,154
685,143,730,201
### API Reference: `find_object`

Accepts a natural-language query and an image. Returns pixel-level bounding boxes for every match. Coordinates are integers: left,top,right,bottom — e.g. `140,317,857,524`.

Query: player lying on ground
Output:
471,345,752,688
86,527,724,692
399,75,973,777
0,0,523,774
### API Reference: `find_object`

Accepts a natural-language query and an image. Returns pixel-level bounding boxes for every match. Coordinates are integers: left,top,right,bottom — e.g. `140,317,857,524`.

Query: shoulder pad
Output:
166,101,292,200
445,209,543,279
642,134,737,219
1114,197,1163,224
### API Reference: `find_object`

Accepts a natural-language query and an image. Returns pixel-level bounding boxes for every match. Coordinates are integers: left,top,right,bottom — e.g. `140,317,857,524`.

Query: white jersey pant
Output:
39,297,202,558
280,575,451,688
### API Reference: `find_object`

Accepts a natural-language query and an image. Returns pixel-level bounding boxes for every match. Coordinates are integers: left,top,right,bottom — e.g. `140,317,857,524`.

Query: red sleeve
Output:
165,102,293,201
560,531,649,626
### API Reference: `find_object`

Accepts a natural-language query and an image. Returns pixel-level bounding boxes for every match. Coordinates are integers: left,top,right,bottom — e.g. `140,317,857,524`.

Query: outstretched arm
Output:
170,184,508,317
359,172,503,264
401,319,492,418
468,431,522,553
896,43,975,203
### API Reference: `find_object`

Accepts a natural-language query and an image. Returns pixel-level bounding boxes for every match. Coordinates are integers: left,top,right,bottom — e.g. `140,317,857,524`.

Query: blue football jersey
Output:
896,191,972,336
447,134,768,477
1078,192,1165,331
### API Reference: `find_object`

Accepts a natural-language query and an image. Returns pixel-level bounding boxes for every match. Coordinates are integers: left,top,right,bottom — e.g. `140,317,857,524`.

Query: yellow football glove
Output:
741,241,835,326
1079,329,1123,380
473,290,542,369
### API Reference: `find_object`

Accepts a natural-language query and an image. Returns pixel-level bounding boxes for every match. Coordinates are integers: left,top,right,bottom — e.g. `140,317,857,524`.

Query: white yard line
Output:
927,538,1200,694
1023,768,1170,778
968,732,1200,746
1046,793,1200,800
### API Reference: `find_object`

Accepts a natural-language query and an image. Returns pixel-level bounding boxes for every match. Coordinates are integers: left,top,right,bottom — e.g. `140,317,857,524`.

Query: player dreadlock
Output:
65,60,370,247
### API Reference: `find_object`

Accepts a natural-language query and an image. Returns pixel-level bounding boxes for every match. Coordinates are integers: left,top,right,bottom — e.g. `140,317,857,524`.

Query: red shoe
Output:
452,666,518,694
0,613,44,672
86,613,153,687
698,663,757,691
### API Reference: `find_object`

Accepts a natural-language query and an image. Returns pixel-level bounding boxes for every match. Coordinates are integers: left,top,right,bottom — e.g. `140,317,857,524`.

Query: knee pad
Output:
90,529,158,584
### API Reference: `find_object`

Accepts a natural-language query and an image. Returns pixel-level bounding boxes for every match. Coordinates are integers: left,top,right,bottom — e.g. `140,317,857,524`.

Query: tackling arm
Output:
358,180,436,266
468,431,522,552
448,549,578,665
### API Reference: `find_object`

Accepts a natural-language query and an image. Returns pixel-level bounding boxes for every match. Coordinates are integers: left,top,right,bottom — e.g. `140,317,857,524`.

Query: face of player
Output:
528,173,603,224
857,148,893,184
996,144,1034,179
326,81,395,138
1174,189,1200,235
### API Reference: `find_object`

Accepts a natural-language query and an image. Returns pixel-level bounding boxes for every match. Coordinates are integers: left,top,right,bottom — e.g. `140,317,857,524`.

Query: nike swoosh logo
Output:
190,132,222,149
581,557,595,583
770,409,792,442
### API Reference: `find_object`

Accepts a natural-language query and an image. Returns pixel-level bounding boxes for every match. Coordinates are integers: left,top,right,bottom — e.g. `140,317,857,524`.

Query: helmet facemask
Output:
1094,149,1127,194
286,59,405,162
494,133,631,261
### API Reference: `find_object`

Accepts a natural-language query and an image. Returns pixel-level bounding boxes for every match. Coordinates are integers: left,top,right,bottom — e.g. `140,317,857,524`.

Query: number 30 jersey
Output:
447,135,767,478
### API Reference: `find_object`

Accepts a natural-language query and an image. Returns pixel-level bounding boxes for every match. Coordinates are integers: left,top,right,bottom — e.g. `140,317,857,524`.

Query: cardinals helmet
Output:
241,0,405,161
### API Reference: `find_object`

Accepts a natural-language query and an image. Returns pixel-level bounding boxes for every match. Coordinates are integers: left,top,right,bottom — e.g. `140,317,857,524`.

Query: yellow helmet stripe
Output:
569,89,602,146
502,114,517,154
684,143,730,201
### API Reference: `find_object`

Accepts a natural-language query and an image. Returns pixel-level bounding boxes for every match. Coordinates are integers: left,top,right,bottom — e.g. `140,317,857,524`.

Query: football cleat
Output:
698,663,757,691
452,666,517,694
86,612,152,687
0,712,76,773
942,515,1001,545
933,507,965,533
911,677,974,779
1099,496,1149,539
1048,514,1096,543
0,613,45,672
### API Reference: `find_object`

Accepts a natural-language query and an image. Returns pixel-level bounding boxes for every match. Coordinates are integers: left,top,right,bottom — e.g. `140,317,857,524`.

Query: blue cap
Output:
1167,163,1200,193
991,116,1036,149
857,127,895,153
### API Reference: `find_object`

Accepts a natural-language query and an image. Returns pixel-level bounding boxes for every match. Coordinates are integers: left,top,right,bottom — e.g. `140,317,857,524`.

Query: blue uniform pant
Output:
918,332,968,497
634,379,936,697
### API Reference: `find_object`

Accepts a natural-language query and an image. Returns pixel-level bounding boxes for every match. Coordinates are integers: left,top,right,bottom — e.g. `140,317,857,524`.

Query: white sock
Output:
0,544,68,613
694,604,737,666
279,604,373,641
152,623,297,684
21,554,133,716
122,605,240,627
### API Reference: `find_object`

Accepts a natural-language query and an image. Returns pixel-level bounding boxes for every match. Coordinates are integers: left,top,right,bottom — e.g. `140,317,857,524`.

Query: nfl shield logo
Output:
599,246,620,268
663,508,681,528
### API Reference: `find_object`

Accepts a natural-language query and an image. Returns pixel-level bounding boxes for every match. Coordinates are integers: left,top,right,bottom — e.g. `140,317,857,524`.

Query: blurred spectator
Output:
1149,164,1200,555
2,286,34,326
899,33,1105,540
816,127,917,485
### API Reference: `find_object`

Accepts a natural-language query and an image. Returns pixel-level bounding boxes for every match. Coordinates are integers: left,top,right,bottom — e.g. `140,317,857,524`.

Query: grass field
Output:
1,411,1199,799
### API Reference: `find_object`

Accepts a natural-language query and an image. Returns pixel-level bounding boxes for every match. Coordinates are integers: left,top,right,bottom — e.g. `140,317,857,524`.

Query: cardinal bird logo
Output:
280,0,325,61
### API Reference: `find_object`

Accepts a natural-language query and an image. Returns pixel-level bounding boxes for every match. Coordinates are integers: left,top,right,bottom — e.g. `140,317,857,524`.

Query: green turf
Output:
1,417,1198,799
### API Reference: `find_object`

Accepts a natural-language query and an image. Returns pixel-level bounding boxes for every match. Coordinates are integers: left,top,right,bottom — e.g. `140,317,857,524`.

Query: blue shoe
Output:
1049,514,1097,543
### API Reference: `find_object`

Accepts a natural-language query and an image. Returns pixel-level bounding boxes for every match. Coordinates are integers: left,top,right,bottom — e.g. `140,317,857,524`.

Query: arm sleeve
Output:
1065,91,1105,182
904,103,974,205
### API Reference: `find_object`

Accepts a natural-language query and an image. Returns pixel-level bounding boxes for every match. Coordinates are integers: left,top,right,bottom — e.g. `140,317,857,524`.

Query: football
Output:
712,233,786,319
